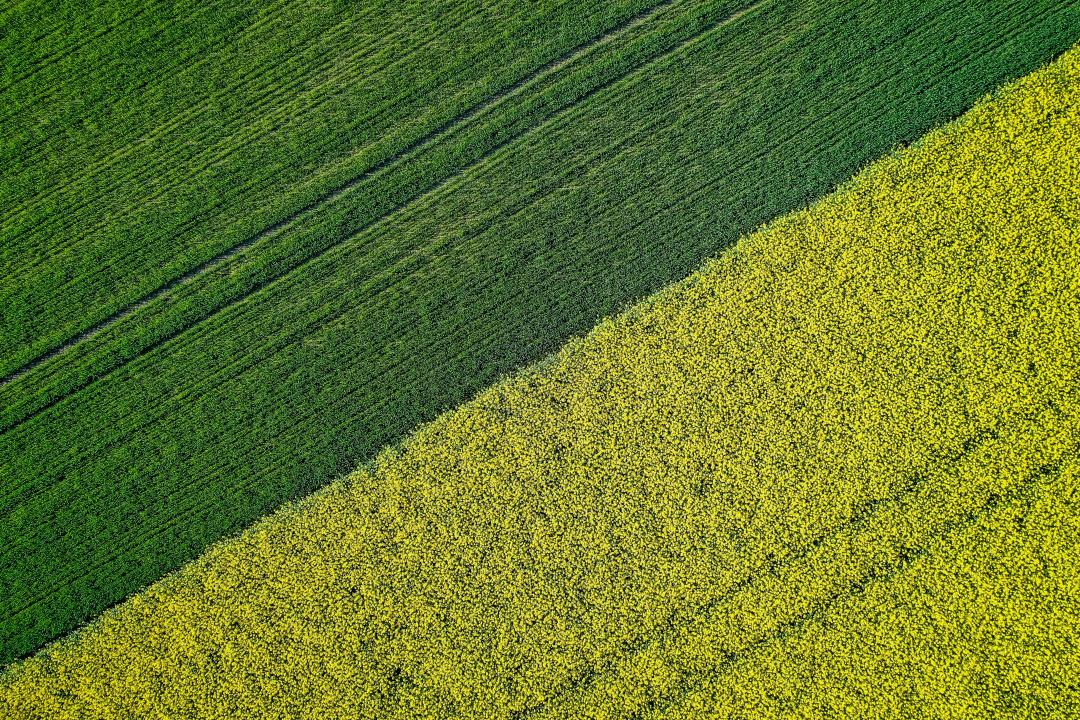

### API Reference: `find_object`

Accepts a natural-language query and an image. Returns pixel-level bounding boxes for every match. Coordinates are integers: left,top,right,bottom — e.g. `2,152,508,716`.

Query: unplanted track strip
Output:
0,0,755,416
0,0,691,391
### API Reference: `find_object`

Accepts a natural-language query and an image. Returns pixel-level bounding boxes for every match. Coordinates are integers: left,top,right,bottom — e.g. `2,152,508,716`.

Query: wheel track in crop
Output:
0,0,1030,456
514,414,1073,717
0,0,484,239
0,58,1026,617
5,0,539,275
0,0,1041,587
0,0,752,397
0,0,680,383
2,0,848,522
642,453,1074,719
0,0,765,535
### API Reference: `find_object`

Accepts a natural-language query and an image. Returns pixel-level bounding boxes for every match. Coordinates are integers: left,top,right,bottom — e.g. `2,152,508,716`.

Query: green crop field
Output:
2,43,1076,715
1,0,1076,666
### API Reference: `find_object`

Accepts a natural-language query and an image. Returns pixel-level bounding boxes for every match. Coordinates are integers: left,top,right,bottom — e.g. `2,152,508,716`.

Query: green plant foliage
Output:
0,0,659,374
2,40,1076,717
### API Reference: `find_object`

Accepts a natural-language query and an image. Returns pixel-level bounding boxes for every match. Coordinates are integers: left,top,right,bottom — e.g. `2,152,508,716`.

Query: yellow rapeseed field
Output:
2,44,1078,719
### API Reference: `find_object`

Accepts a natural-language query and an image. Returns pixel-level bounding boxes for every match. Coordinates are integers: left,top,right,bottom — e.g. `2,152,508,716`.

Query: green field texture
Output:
2,0,1078,664
0,0,661,375
2,42,1077,715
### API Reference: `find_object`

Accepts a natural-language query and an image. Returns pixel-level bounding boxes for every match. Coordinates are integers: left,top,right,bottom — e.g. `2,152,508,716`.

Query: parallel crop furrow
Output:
641,454,1072,719
0,4,154,96
0,0,733,396
0,0,477,256
0,0,238,139
514,419,1028,716
0,0,648,381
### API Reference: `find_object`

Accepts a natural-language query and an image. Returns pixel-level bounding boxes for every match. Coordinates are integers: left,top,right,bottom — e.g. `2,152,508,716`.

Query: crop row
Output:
1,0,1075,665
0,0,740,429
1,38,1077,714
654,455,1080,718
0,0,166,91
0,0,657,374
543,417,1079,718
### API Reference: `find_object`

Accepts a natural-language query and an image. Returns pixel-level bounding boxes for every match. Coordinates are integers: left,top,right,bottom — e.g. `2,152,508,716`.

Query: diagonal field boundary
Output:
0,0,1049,561
0,0,1044,529
0,0,781,535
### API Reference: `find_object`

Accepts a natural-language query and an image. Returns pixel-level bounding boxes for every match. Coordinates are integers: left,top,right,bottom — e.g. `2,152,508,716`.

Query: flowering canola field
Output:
2,41,1078,720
